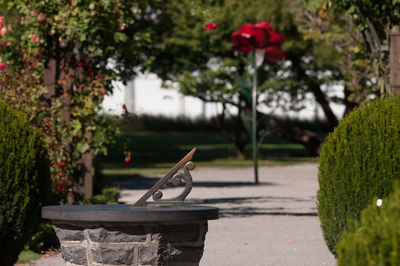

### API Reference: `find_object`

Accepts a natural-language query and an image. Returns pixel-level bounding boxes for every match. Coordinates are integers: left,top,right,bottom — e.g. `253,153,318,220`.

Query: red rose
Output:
0,17,3,29
204,23,218,30
60,161,66,167
125,157,132,163
231,23,270,53
56,184,63,192
77,61,83,68
29,33,40,43
0,27,6,36
0,62,7,72
264,45,286,64
231,21,285,63
268,31,285,46
122,104,127,110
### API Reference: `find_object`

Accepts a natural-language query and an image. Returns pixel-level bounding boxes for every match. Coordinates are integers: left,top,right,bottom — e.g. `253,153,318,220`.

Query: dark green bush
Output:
317,97,400,255
89,187,120,204
337,185,400,265
0,102,51,266
28,222,60,254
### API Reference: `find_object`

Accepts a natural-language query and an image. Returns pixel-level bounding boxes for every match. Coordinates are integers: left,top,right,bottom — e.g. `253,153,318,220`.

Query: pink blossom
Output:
37,13,46,21
29,33,40,43
204,23,218,30
77,61,83,68
125,157,132,163
0,27,7,36
5,41,11,47
119,23,126,31
0,62,7,72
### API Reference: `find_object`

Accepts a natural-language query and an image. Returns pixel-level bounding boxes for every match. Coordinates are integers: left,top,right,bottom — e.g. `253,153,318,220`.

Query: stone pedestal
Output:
42,205,218,266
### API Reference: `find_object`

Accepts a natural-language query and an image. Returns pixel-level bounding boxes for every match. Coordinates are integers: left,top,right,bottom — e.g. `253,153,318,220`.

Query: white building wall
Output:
102,74,222,118
102,74,345,121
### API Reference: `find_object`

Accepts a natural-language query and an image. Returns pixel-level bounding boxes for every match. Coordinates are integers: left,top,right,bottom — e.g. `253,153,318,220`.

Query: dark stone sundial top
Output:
42,204,219,223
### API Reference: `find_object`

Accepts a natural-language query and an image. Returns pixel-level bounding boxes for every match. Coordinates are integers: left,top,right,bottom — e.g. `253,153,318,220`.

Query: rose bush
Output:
0,0,152,202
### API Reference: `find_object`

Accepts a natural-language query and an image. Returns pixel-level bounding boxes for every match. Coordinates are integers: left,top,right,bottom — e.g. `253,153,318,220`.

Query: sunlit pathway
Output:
117,164,336,266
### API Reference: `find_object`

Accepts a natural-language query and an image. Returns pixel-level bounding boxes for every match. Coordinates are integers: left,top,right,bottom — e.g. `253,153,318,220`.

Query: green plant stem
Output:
252,51,259,184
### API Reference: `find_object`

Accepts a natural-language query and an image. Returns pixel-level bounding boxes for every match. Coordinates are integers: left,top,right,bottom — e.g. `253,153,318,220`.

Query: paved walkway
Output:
29,163,336,266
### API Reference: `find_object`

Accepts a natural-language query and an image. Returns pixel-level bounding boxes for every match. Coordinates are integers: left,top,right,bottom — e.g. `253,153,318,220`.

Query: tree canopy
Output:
137,0,369,156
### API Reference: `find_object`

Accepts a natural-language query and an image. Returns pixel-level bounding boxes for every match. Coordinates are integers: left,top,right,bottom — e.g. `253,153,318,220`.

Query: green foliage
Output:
17,250,40,264
317,96,400,255
28,222,59,254
89,187,120,204
118,114,234,132
337,185,400,265
306,0,400,97
0,101,51,266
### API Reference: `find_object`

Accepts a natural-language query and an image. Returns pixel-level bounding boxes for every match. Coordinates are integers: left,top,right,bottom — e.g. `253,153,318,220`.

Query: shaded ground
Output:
28,163,336,266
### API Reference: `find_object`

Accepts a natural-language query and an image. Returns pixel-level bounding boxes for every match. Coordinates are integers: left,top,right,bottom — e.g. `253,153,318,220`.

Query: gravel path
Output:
29,163,336,266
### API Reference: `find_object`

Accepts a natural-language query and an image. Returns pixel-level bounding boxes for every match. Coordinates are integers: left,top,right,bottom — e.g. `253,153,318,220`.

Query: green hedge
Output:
0,101,51,266
317,97,400,255
337,185,400,265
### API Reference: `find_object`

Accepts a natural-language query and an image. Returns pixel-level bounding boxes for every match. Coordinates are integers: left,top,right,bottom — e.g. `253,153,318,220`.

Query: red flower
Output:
0,62,7,72
268,31,285,46
29,33,40,43
99,89,106,98
0,16,3,28
77,61,83,68
231,23,270,53
264,45,286,64
204,23,218,30
231,21,285,63
122,104,127,110
125,157,132,163
0,27,6,36
60,161,66,167
56,184,63,192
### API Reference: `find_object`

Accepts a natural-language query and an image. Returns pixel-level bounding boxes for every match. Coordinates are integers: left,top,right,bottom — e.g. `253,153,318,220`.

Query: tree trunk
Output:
269,118,324,156
343,85,358,116
310,82,339,130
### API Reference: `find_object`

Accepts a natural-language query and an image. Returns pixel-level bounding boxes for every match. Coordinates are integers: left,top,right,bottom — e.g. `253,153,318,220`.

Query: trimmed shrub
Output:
89,187,120,204
0,101,51,266
337,185,400,265
317,97,400,255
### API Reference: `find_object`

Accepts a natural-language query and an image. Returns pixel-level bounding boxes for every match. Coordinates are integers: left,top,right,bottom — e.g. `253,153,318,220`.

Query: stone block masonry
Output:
53,221,208,266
